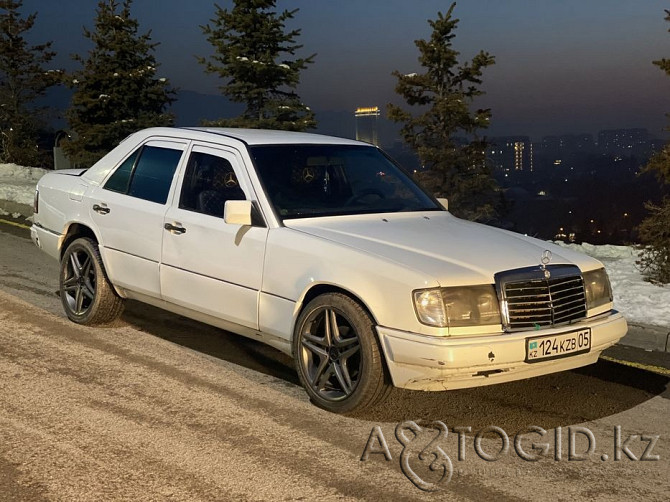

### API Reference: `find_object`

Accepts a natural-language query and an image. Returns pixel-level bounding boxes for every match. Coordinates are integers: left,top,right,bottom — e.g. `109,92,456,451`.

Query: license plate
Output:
525,328,591,363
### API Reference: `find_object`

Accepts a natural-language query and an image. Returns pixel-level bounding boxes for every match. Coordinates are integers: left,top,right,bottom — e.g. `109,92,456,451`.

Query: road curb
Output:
0,200,32,218
620,322,670,353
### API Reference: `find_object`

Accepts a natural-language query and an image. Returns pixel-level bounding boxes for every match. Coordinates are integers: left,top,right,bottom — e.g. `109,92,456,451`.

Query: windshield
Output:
249,144,440,219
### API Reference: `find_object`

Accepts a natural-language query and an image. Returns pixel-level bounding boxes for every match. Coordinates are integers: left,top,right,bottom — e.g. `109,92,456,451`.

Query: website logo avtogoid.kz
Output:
360,422,661,491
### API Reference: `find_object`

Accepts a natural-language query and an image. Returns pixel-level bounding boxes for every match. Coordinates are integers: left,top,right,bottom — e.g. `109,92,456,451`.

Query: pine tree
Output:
198,0,315,131
388,3,498,222
637,200,670,284
638,9,670,284
0,0,58,166
63,0,175,166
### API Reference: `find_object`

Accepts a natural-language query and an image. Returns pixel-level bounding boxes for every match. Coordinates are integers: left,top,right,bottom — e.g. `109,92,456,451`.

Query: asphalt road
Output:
0,219,669,501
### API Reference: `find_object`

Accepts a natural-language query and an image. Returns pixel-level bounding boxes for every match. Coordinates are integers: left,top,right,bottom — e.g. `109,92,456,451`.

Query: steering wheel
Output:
344,188,386,206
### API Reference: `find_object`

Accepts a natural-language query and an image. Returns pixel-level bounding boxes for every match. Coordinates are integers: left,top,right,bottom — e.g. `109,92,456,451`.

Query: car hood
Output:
285,211,603,286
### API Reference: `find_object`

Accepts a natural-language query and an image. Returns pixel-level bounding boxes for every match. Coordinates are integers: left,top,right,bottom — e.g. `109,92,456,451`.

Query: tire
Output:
59,237,124,325
293,292,390,414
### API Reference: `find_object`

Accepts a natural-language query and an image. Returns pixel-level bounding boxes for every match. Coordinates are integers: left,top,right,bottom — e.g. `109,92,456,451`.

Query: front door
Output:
160,144,268,330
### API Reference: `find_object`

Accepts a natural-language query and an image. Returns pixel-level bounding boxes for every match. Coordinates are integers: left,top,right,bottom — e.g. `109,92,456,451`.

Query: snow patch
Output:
556,241,670,328
0,163,48,206
557,242,635,260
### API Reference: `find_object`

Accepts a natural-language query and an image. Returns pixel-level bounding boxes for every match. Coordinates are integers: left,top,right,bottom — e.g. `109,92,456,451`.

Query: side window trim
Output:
165,139,193,208
125,145,143,194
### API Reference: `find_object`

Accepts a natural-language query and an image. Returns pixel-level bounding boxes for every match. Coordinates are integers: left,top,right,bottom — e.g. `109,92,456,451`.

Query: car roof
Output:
180,127,367,146
81,127,373,186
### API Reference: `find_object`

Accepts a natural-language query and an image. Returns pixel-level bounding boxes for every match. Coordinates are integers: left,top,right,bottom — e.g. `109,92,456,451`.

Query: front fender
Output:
261,227,440,337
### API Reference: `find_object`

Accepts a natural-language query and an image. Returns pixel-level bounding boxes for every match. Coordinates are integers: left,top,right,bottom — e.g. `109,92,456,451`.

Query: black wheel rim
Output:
62,247,96,316
299,307,362,401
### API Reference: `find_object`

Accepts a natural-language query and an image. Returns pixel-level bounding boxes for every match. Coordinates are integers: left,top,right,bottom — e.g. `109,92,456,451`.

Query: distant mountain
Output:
38,87,401,147
172,90,243,127
38,87,241,130
174,90,360,141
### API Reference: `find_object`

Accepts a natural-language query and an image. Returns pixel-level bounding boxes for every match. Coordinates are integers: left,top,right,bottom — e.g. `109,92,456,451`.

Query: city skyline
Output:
20,0,670,138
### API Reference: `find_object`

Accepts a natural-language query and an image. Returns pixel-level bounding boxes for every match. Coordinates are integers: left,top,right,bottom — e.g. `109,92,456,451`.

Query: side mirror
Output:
224,200,253,226
436,197,449,211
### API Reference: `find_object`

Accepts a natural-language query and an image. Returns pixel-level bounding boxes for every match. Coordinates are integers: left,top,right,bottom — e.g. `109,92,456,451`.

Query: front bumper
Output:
377,312,627,391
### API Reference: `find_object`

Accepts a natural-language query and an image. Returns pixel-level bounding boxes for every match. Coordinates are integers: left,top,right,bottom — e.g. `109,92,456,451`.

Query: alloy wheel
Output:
299,307,362,401
62,247,97,316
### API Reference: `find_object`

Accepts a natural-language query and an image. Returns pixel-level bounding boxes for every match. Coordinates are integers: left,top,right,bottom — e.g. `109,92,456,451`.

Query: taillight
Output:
34,189,39,214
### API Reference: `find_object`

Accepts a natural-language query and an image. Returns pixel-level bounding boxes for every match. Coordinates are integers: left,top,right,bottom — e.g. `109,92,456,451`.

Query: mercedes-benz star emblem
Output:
223,172,238,188
302,167,315,183
540,249,552,279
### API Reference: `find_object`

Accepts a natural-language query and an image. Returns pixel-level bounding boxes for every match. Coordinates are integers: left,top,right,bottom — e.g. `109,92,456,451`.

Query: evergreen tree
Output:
637,199,670,284
388,3,498,222
198,0,315,131
64,0,175,166
0,0,58,166
638,9,670,284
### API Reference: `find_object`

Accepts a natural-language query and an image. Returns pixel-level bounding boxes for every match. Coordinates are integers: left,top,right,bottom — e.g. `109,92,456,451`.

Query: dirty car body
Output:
31,127,627,413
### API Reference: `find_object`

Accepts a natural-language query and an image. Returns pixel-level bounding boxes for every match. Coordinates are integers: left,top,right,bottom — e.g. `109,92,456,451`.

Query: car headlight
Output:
583,268,613,310
413,285,501,328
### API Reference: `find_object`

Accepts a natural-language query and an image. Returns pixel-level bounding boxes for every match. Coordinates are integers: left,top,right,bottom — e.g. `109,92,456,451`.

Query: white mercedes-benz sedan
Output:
31,127,627,413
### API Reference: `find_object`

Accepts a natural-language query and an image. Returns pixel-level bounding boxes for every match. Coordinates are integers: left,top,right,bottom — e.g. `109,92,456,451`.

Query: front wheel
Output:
293,293,390,414
59,237,124,325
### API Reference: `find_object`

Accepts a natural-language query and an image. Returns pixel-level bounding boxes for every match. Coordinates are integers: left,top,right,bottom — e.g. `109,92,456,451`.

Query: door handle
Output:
93,204,110,214
164,222,186,235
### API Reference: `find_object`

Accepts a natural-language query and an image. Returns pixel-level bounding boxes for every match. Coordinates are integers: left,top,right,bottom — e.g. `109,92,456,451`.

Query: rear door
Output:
160,143,268,330
89,139,187,298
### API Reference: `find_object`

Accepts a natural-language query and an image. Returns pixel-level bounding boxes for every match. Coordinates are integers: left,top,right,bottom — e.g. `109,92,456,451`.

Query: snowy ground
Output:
0,163,47,208
558,242,670,328
0,163,668,328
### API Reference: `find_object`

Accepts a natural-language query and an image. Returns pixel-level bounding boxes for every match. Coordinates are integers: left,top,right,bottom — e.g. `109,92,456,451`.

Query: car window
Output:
127,146,183,204
179,151,247,218
249,144,439,219
103,145,183,204
104,149,139,194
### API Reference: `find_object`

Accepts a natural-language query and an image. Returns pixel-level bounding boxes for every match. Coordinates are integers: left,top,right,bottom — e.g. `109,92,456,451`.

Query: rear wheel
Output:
59,237,124,325
293,293,390,414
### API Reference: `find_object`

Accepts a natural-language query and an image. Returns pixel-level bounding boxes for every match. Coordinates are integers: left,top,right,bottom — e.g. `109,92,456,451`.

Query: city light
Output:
354,106,380,145
354,106,380,116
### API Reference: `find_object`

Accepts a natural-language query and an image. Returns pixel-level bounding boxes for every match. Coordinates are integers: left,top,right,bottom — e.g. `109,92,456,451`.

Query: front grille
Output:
496,266,587,331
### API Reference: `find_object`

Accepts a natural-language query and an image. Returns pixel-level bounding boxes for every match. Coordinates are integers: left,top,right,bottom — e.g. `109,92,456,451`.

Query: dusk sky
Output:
21,0,670,139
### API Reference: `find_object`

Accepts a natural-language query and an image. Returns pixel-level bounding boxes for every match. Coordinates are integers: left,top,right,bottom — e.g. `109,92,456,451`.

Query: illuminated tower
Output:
513,141,524,171
488,136,532,172
355,106,380,146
